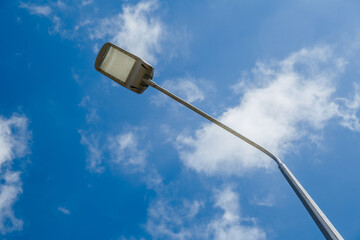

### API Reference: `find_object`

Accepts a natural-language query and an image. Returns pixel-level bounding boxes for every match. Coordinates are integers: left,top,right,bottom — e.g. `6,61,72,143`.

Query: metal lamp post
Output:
95,42,344,240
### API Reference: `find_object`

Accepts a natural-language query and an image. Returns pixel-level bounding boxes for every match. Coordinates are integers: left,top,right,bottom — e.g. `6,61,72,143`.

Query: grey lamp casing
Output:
94,42,154,94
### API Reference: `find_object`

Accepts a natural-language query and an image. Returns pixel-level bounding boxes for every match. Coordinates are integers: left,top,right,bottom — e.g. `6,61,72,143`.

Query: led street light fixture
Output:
95,42,154,94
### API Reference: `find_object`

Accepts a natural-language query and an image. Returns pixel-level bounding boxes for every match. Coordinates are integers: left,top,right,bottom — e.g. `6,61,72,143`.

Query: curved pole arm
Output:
144,79,343,240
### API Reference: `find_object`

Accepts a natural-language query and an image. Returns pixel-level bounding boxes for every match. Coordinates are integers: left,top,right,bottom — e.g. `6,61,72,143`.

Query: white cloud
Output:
0,171,24,234
80,130,161,187
79,131,104,173
78,96,99,123
85,108,99,123
176,45,359,176
78,95,91,108
145,199,195,239
81,0,93,6
0,114,31,234
19,2,66,36
207,187,266,240
58,206,70,215
145,187,265,240
107,131,161,189
0,115,30,166
250,194,275,207
336,83,360,131
151,77,206,107
167,78,205,103
19,2,52,17
108,132,147,173
74,19,91,32
91,0,164,64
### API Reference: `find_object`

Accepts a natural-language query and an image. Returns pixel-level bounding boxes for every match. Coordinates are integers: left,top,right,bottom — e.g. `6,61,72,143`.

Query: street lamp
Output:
95,42,154,94
95,42,344,240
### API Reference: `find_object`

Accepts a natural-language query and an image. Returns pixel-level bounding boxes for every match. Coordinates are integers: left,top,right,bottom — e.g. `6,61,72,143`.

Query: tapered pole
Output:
144,79,343,240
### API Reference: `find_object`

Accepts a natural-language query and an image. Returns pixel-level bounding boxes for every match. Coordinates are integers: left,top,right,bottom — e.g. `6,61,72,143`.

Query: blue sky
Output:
1,0,360,239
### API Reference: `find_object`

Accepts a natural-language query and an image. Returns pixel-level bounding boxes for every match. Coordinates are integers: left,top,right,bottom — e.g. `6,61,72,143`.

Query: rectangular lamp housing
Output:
95,42,154,94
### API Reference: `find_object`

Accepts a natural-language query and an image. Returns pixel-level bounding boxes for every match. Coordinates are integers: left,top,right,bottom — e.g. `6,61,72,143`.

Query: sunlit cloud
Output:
0,114,31,234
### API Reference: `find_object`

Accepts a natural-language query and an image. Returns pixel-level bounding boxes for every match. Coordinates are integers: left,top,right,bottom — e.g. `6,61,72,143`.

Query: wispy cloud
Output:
145,186,265,240
152,77,206,106
336,83,360,131
81,0,93,6
19,2,52,17
0,114,30,165
0,171,24,234
207,187,266,240
146,199,196,239
250,193,275,207
176,45,359,176
108,132,147,173
78,96,99,123
79,130,146,173
0,114,31,234
58,206,70,215
19,1,66,36
80,129,161,187
79,130,104,173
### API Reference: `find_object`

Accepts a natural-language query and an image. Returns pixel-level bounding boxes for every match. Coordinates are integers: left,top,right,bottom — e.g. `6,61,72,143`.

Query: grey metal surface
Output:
95,42,154,94
278,162,343,240
144,79,343,240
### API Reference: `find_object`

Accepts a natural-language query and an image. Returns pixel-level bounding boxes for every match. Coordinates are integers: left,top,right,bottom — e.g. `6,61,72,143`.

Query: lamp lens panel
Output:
100,46,136,83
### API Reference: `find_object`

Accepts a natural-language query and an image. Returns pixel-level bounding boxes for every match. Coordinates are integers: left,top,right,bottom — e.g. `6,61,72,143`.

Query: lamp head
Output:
95,42,154,94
